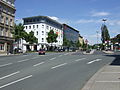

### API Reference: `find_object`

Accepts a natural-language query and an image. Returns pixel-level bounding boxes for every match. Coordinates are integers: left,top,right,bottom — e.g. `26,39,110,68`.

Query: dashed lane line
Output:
51,63,67,69
0,75,33,89
49,57,56,60
33,62,45,67
0,63,13,68
75,58,86,62
0,71,20,80
17,59,30,63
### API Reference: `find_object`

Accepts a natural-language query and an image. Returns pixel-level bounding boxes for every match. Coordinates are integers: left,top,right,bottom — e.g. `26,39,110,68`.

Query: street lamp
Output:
102,19,107,24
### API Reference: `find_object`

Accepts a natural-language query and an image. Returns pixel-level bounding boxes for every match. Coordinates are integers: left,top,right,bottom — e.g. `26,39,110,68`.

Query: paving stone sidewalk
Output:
81,65,120,90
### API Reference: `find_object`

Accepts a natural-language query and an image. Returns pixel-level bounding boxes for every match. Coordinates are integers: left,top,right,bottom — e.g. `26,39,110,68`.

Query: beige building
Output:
0,0,16,54
79,35,84,49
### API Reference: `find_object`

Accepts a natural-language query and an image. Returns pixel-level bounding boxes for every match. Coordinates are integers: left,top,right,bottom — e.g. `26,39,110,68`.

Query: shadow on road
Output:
110,54,120,66
105,52,120,66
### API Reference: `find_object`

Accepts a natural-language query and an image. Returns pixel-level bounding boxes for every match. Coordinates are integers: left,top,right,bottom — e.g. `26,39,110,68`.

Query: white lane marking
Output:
96,81,120,83
51,63,67,69
0,75,32,89
17,59,30,63
19,55,28,57
31,57,38,59
49,57,56,60
58,55,63,57
0,71,20,80
75,58,86,62
33,62,45,67
64,53,69,55
0,63,13,68
101,72,120,74
87,59,102,64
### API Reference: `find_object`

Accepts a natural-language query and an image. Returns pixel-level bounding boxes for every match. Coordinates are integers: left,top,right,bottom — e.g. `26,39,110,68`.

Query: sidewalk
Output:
81,65,120,90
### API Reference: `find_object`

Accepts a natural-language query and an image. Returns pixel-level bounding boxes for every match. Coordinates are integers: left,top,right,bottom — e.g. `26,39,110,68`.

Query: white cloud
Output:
76,19,101,24
110,30,120,35
91,12,110,17
107,20,120,26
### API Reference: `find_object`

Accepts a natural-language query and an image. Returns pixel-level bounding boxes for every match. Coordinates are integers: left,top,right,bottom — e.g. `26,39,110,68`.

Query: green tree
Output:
75,40,81,48
27,31,38,44
46,30,58,50
63,37,70,47
101,25,110,43
12,23,26,48
12,23,24,41
47,30,58,44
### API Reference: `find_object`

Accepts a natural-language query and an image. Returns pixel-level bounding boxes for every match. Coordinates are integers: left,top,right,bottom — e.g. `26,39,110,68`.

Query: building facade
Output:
0,0,16,54
22,16,63,51
63,24,79,43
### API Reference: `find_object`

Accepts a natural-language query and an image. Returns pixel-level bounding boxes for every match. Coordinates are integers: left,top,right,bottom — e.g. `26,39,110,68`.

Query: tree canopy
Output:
26,31,38,44
101,24,110,43
12,23,25,41
12,23,38,44
46,30,58,44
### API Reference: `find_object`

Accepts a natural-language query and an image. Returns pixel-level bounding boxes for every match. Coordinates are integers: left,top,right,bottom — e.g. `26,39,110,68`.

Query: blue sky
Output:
15,0,120,45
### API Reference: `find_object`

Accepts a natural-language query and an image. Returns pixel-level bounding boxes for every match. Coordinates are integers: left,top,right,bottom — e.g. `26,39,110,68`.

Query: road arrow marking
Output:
87,59,102,64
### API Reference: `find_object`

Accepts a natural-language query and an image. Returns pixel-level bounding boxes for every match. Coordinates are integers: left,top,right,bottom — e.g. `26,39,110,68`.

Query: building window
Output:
42,25,44,28
29,26,31,29
0,44,4,50
1,16,4,23
33,25,35,28
42,31,44,35
6,17,9,25
0,28,2,36
46,32,48,36
37,25,39,28
10,19,12,26
36,31,38,35
46,26,49,29
42,38,44,42
26,26,27,29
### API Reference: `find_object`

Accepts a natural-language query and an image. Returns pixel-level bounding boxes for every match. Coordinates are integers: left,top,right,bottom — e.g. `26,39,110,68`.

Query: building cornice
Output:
0,36,14,41
0,0,16,11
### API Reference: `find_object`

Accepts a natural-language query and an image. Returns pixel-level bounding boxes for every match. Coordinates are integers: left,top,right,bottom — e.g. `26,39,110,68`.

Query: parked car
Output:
38,49,45,55
14,48,23,53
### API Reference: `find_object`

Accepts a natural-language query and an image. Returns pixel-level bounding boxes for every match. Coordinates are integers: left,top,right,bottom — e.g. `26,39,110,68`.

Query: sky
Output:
15,0,120,45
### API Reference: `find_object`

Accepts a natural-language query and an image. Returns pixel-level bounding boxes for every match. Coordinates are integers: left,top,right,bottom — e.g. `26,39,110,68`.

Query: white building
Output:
22,16,63,51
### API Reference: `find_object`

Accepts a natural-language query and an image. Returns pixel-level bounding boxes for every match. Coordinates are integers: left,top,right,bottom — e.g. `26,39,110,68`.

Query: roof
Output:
63,24,79,32
23,16,62,25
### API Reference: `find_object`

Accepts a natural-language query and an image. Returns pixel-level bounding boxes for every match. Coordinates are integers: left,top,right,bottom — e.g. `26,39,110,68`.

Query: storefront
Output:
0,36,14,54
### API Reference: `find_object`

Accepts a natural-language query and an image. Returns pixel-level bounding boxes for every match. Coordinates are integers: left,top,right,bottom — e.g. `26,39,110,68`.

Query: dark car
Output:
38,49,45,55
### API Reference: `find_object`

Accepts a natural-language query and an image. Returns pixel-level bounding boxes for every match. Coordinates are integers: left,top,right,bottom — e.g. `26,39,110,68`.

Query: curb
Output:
81,65,108,90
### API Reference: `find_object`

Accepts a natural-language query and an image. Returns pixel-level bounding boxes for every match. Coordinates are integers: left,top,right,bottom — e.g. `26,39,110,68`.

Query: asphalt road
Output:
0,51,117,90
